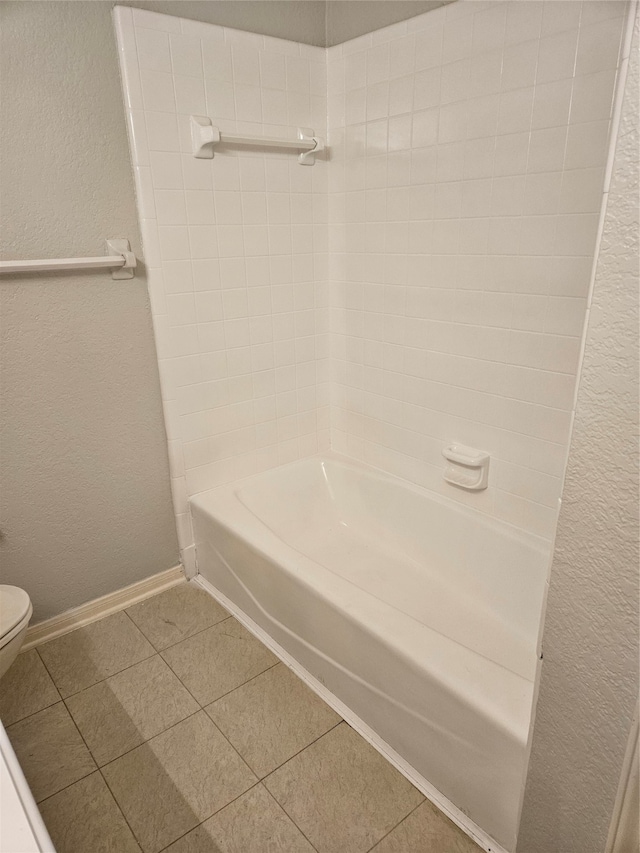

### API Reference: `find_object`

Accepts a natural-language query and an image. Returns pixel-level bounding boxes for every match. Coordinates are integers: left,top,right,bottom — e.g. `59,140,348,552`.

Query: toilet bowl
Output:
0,586,32,680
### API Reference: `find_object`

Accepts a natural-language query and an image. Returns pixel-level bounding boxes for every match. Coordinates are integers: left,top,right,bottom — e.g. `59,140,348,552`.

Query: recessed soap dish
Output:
442,444,490,491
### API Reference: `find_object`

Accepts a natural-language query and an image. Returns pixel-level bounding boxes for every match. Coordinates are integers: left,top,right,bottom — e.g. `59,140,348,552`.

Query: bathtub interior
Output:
235,455,549,681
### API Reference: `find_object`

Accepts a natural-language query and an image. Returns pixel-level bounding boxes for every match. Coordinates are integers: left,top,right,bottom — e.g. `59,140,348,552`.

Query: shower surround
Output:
114,1,628,849
114,0,627,552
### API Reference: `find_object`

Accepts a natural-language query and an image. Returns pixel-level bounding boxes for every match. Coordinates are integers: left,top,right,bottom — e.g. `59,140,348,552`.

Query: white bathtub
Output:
191,454,549,851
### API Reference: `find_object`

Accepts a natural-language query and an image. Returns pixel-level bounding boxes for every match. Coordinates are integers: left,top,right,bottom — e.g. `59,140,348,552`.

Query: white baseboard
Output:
22,565,185,651
193,574,508,853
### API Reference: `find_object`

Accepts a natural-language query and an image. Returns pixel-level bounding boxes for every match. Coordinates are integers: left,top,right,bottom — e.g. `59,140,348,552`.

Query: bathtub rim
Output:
191,450,551,559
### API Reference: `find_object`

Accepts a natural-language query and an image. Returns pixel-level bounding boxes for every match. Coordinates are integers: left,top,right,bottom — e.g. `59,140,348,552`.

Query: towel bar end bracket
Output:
106,239,136,280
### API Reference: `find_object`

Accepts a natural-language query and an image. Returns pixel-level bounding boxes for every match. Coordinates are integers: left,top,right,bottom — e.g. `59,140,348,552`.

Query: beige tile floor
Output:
0,582,482,853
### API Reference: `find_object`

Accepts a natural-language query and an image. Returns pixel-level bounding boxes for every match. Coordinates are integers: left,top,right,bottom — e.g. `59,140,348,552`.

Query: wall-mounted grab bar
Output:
191,115,325,165
0,239,136,279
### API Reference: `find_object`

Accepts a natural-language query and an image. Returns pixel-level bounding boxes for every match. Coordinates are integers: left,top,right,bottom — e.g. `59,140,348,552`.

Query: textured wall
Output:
0,2,179,622
518,8,639,852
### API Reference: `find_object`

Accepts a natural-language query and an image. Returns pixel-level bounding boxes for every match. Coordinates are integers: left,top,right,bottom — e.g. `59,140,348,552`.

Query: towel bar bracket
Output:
106,238,136,280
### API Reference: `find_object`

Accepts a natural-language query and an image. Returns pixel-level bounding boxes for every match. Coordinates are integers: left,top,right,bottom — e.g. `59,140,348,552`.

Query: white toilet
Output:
0,586,33,679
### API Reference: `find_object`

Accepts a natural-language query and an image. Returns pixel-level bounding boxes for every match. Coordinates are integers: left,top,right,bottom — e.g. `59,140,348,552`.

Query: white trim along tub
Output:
190,453,549,852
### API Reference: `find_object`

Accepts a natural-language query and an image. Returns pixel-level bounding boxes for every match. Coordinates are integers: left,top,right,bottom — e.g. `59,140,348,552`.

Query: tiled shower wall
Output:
115,2,627,550
327,0,627,539
114,6,330,551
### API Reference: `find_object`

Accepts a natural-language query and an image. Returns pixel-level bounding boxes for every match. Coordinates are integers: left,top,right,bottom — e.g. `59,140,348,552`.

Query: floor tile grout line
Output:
259,777,322,853
35,767,103,808
1,679,61,729
21,654,281,777
154,778,265,853
261,719,426,853
25,584,225,662
28,593,322,745
162,640,344,784
32,607,155,658
33,646,63,703
9,649,186,728
258,724,354,852
93,703,256,784
34,663,104,807
194,704,262,794
25,606,341,796
197,659,282,708
130,652,339,852
158,625,281,709
155,650,217,710
260,783,322,853
6,619,274,729
123,600,323,853
29,704,434,853
15,649,99,805
96,707,259,850
97,706,207,772
38,608,230,702
62,649,156,699
31,765,97,810
7,615,152,726
88,663,239,851
154,816,208,852
77,704,201,770
24,597,330,742
38,647,158,702
31,598,256,704
82,667,342,808
258,718,343,783
107,726,263,852
127,610,232,655
364,798,426,853
155,821,202,852
153,777,322,853
22,714,237,838
97,764,150,852
12,590,424,853
9,706,338,828
93,687,232,851
33,629,207,777
31,596,226,697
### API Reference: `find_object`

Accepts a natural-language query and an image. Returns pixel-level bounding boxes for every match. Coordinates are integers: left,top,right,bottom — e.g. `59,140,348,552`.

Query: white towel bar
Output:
0,239,136,279
191,115,325,165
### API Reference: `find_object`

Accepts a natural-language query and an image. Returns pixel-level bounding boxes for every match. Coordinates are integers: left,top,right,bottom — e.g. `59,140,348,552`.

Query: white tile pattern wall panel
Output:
115,1,627,549
326,0,627,540
113,6,330,551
